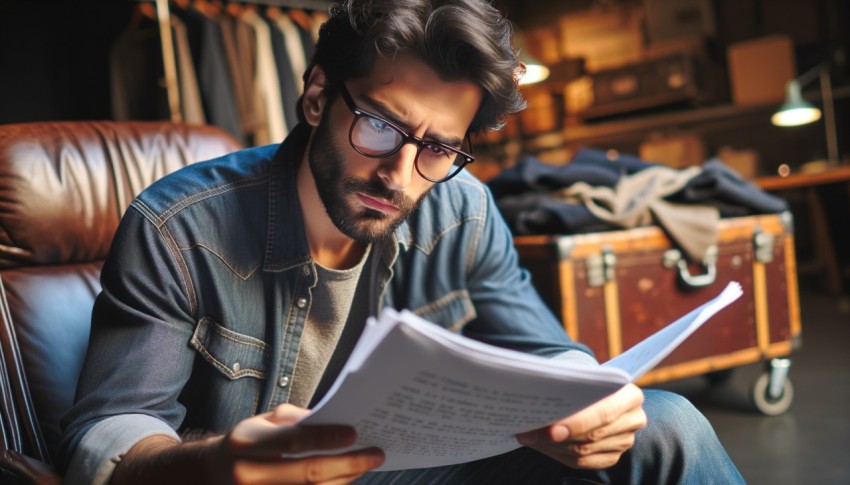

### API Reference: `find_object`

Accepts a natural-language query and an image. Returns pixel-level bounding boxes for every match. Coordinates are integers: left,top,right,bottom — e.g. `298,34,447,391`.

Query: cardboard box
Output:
727,35,796,106
559,6,645,71
639,133,706,168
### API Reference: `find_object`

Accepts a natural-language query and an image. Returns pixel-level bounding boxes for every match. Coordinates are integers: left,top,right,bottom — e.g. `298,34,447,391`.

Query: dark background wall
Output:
0,1,133,124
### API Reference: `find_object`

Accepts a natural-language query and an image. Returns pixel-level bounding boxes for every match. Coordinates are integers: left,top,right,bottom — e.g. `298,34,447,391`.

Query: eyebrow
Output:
357,94,465,148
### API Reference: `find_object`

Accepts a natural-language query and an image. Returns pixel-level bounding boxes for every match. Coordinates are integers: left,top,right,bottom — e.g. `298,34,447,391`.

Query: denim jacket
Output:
59,124,590,482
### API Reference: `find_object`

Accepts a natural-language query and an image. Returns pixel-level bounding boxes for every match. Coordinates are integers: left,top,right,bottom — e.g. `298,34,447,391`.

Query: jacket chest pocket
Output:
191,316,269,380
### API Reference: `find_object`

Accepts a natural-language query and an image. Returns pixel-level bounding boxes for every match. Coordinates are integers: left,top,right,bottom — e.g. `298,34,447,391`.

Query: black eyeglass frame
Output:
337,83,475,183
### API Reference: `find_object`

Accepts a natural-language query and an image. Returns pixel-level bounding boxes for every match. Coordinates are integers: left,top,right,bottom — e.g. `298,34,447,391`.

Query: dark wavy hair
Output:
297,0,526,132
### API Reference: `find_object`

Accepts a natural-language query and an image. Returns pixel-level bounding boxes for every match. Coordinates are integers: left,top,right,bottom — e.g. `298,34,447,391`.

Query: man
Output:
60,1,745,483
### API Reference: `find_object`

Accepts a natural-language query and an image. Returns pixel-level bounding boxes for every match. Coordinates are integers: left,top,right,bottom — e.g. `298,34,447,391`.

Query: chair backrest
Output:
0,121,240,464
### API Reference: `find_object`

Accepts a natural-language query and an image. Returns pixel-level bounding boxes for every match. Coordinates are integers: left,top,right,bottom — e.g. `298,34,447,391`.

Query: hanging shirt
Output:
175,6,243,142
265,14,301,132
172,16,205,124
241,8,287,144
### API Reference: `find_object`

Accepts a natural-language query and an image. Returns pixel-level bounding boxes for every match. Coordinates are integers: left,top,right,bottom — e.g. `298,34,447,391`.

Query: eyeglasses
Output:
338,83,475,183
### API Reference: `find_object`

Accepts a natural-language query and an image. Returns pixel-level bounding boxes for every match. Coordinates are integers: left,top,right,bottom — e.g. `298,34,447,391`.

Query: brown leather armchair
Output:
0,121,240,484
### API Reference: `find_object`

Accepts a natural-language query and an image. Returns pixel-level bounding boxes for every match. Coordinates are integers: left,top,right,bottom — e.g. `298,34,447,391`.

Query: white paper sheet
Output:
296,281,743,471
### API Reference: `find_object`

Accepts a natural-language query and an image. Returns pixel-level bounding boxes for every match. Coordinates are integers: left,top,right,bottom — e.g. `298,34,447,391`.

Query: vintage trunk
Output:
514,212,802,387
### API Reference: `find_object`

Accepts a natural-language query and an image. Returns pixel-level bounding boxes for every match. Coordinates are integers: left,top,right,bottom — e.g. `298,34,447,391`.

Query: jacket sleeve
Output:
461,182,596,360
58,205,197,479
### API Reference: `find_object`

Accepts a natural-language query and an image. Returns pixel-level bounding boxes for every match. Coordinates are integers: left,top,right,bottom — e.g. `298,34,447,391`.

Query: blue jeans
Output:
355,390,745,484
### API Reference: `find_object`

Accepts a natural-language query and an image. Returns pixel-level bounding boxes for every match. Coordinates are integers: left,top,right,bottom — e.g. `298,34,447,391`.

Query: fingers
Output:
229,421,357,459
562,450,628,470
570,400,646,443
520,424,640,470
561,384,645,441
561,430,636,459
516,384,647,470
214,404,385,484
228,409,357,460
516,384,646,446
269,403,312,424
231,448,385,485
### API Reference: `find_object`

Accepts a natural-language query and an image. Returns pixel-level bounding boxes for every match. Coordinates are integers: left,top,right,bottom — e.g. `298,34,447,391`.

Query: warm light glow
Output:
771,106,822,127
771,79,822,127
519,64,550,85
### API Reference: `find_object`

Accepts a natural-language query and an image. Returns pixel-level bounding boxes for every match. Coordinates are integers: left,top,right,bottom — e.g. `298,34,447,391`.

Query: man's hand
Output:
213,404,384,484
113,404,384,485
515,384,646,470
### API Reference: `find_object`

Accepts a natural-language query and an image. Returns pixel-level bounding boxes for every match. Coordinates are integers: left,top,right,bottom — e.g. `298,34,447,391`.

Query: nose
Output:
377,143,418,190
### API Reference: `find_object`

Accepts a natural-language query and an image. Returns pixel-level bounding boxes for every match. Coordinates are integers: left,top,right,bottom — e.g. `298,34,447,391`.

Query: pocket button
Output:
278,376,290,388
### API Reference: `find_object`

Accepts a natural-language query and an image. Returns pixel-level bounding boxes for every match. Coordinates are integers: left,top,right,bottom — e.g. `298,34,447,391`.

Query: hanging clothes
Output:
220,10,258,143
113,2,333,145
110,16,170,121
287,8,316,61
241,7,287,144
274,14,307,95
264,9,301,132
174,4,243,143
172,16,205,124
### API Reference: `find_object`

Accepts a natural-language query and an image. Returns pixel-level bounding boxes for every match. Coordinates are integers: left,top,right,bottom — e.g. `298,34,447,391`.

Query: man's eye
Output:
366,117,392,133
424,144,451,158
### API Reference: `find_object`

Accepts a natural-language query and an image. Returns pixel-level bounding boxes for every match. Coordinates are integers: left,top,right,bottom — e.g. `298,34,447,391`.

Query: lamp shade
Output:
771,80,822,127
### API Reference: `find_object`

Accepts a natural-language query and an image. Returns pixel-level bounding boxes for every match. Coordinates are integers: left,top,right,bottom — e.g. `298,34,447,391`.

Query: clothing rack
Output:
139,0,334,122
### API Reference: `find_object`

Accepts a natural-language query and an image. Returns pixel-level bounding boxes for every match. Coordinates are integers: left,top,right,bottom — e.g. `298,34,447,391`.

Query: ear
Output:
302,66,329,127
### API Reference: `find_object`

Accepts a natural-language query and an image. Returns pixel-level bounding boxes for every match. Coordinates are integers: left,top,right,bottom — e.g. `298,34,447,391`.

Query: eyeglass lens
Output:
350,114,464,182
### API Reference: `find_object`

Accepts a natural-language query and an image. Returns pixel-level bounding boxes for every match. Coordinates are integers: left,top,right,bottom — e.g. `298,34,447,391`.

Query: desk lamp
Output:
771,63,839,166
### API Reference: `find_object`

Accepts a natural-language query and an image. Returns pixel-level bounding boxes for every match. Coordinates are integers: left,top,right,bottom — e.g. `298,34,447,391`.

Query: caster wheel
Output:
751,372,793,416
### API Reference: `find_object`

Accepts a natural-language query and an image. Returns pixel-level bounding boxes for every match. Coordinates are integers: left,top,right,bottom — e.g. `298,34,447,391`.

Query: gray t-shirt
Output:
288,245,373,407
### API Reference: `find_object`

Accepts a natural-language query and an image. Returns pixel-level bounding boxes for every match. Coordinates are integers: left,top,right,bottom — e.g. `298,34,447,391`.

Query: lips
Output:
356,192,400,214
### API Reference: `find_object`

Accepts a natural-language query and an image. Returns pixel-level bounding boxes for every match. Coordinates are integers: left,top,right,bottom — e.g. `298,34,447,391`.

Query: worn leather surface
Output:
0,448,61,484
0,121,240,465
0,121,240,268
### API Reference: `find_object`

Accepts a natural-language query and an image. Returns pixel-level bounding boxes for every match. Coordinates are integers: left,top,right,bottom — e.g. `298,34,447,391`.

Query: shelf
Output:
755,164,850,191
560,84,850,147
562,102,777,145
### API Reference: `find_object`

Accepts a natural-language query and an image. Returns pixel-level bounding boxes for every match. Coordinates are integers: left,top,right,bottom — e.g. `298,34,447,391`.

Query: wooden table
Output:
755,164,850,191
754,165,850,295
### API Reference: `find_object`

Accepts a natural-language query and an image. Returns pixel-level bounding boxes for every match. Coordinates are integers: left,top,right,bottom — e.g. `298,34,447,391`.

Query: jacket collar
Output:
263,123,313,272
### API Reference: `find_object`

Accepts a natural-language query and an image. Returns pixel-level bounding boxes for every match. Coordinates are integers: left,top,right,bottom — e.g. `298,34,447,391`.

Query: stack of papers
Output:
298,281,743,470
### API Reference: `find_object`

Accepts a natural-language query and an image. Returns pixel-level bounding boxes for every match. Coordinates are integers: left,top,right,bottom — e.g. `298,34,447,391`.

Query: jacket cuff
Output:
63,414,180,485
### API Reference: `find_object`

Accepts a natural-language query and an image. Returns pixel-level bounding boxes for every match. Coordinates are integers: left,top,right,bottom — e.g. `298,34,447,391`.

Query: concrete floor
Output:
655,286,850,484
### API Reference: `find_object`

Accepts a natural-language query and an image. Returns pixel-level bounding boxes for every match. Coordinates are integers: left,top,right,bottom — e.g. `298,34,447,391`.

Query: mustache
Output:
342,178,416,211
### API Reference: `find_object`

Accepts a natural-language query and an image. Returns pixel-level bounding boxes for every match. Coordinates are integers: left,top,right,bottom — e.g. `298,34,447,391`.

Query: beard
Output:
307,119,425,244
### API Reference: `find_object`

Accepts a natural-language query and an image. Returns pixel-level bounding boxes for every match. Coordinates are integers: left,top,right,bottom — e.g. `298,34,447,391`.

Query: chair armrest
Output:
0,450,61,485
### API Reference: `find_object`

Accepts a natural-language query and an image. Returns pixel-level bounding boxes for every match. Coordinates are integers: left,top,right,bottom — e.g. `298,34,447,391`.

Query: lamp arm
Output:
793,61,829,89
820,67,840,164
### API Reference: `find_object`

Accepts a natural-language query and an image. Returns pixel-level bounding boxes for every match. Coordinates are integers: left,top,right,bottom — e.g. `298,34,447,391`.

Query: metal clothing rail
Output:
138,0,334,122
